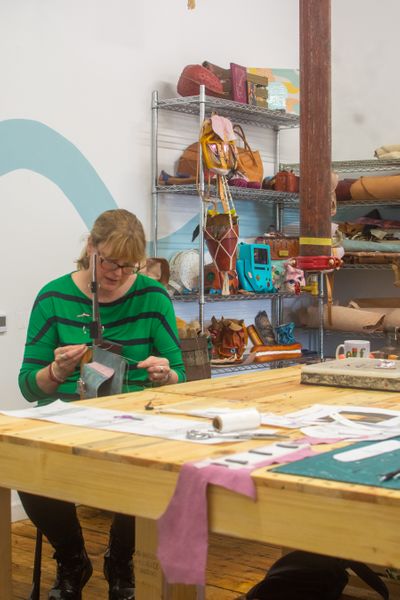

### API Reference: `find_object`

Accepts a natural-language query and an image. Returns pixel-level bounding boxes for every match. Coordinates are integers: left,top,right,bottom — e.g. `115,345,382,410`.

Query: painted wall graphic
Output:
247,68,300,114
0,119,118,228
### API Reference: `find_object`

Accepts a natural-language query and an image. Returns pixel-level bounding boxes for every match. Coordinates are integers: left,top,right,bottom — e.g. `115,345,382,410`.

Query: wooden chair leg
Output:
29,529,42,600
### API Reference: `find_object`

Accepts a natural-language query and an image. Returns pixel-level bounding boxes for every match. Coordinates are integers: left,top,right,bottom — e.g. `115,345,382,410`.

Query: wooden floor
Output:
11,506,397,599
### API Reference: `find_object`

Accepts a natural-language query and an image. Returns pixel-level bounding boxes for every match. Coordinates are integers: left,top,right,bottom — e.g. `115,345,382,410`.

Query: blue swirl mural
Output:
0,119,117,228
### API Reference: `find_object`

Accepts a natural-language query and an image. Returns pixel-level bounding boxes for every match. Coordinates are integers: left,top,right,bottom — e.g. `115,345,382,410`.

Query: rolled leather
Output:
250,343,302,363
350,174,400,200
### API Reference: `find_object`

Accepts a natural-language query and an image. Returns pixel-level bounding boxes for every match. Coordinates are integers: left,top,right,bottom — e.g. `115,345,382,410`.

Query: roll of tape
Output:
212,408,261,433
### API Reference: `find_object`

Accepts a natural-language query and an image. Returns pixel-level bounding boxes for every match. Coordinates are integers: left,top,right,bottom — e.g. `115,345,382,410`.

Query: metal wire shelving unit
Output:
151,88,301,332
278,159,400,354
156,184,299,208
281,158,400,174
151,89,308,374
341,263,395,270
172,291,307,302
157,95,300,130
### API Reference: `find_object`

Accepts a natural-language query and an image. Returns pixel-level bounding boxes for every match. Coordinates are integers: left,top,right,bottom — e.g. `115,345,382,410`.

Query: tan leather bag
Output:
233,124,264,183
176,142,216,181
176,142,199,178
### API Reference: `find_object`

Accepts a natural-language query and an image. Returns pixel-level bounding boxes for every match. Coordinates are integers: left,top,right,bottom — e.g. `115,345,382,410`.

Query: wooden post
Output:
299,0,332,257
0,487,12,599
135,516,201,600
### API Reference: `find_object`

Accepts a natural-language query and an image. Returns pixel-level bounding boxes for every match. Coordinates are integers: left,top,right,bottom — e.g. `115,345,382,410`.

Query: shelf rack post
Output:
317,271,325,360
151,90,159,257
198,85,206,331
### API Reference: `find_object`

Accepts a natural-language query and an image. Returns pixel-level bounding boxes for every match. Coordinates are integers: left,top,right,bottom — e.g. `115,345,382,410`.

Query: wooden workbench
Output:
1,366,400,599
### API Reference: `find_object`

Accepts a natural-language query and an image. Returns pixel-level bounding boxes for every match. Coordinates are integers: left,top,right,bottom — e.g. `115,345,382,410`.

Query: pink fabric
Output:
300,435,344,445
157,446,315,586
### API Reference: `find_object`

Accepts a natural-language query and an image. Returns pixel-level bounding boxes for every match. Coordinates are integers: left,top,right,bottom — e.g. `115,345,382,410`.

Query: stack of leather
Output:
176,318,211,381
246,312,302,363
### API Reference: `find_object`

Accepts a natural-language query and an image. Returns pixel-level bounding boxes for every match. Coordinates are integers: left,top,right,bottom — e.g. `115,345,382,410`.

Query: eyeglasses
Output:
98,255,140,275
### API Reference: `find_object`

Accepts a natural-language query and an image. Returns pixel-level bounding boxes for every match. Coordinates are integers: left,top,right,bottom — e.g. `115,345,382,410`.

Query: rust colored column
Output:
299,0,332,259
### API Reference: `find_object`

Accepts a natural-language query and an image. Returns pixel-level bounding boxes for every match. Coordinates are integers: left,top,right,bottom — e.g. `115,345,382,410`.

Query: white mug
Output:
335,339,370,359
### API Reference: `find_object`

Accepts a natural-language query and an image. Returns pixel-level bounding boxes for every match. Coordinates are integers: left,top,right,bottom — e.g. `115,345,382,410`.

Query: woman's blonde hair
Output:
77,209,146,270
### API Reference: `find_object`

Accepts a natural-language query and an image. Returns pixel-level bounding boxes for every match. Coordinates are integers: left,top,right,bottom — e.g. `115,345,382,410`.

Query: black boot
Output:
48,547,93,600
104,547,135,600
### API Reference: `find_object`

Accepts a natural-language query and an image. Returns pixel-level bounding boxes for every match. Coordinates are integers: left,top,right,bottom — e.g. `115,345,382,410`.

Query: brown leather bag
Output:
233,124,264,183
176,142,199,178
256,234,299,260
176,141,216,181
208,316,248,360
202,61,232,99
274,170,300,193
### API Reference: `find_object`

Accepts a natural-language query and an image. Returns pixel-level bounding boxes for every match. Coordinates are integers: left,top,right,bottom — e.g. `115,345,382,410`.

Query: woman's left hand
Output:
137,356,172,384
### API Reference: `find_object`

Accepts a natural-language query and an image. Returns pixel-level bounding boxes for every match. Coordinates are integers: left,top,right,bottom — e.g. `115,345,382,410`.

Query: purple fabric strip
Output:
157,446,315,586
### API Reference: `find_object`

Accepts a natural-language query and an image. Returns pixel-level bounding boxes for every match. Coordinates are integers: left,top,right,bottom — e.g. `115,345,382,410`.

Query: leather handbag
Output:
208,316,248,361
177,64,225,98
202,61,232,99
233,124,264,183
176,142,202,179
200,115,238,176
274,169,300,192
255,234,299,260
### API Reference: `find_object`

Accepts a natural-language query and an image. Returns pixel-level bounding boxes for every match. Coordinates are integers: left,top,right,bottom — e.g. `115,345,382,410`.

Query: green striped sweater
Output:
19,273,186,404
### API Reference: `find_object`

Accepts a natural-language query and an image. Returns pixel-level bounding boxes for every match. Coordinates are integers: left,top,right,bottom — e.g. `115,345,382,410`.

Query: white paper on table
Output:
333,439,400,462
300,424,398,442
0,401,270,445
261,404,400,431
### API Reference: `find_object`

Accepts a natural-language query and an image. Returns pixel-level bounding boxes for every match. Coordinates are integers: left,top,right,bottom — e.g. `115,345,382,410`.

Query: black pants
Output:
18,491,135,558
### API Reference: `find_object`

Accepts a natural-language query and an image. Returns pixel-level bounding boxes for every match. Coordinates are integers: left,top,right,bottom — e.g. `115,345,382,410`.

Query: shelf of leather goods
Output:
156,184,300,207
211,353,318,376
336,197,400,207
157,95,300,129
297,327,387,340
172,291,306,302
282,159,400,207
282,158,400,174
341,263,395,271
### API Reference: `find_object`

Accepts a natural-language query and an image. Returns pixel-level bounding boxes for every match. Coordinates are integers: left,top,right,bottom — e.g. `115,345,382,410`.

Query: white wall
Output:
332,0,400,159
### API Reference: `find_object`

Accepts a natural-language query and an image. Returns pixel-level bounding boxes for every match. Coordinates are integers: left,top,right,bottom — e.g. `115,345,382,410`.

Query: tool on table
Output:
78,254,127,399
186,429,288,441
379,467,400,482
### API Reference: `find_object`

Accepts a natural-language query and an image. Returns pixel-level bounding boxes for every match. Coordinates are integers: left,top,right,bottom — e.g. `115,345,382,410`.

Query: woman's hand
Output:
137,356,177,385
52,344,88,381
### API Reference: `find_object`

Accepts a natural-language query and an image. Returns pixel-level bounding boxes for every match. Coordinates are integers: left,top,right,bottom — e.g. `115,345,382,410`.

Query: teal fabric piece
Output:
343,239,400,253
272,436,400,490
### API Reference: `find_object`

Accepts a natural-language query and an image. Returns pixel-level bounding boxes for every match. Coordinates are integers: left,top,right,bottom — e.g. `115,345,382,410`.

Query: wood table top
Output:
2,365,400,570
1,365,400,505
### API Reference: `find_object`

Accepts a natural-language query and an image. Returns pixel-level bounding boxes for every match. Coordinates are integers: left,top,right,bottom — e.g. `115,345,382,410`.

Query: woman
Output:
18,209,186,600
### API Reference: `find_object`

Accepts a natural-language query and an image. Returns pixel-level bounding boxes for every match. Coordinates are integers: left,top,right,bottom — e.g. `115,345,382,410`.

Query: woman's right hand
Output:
53,344,88,380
